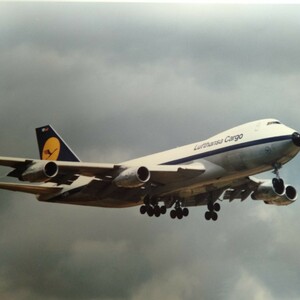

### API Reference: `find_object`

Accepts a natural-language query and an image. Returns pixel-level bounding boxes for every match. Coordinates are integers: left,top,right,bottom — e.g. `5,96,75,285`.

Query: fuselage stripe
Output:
162,135,292,165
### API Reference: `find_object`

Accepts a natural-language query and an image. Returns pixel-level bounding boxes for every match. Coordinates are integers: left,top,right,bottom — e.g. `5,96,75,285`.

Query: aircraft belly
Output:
45,198,142,208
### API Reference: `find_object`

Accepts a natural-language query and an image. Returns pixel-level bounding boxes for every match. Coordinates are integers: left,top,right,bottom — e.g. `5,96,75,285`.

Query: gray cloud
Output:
1,3,300,300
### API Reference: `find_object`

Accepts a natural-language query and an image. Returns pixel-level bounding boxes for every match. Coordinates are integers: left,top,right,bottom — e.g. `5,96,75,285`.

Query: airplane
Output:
0,118,300,221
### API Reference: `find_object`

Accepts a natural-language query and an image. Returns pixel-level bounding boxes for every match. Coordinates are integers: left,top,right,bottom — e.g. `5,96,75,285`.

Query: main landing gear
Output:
140,197,167,217
204,202,221,221
169,200,189,220
140,197,189,219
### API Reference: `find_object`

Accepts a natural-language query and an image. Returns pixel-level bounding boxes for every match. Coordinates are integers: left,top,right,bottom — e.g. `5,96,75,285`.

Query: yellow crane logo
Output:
42,137,60,160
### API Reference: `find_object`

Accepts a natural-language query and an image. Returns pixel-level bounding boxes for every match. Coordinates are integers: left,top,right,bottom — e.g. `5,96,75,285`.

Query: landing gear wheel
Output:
154,206,161,217
160,205,167,215
182,207,189,217
154,205,161,216
147,206,154,217
176,208,183,219
205,201,221,221
140,205,147,215
170,210,177,219
212,211,218,221
205,211,212,220
213,203,221,212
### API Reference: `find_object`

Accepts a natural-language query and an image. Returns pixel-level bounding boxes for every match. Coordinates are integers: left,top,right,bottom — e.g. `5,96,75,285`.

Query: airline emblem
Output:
42,137,60,160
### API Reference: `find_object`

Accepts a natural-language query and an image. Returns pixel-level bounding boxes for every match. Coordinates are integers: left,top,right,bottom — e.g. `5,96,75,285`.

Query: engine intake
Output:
251,181,297,206
113,166,150,188
21,161,59,182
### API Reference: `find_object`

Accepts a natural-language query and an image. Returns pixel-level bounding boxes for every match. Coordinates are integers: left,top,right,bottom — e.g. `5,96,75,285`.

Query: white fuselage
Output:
125,119,297,168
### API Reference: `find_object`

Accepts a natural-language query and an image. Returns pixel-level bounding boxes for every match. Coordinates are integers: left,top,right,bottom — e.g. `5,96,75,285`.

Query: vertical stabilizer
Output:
35,125,80,162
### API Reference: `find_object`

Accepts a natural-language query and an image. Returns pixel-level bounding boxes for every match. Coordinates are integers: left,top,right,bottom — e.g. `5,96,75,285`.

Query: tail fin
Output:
35,125,80,162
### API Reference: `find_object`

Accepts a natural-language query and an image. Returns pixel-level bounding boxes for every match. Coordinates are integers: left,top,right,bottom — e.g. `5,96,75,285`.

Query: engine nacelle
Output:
21,161,59,182
113,166,150,188
251,181,297,206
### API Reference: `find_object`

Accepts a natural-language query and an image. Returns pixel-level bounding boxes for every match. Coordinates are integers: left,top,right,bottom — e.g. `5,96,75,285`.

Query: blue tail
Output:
35,125,80,162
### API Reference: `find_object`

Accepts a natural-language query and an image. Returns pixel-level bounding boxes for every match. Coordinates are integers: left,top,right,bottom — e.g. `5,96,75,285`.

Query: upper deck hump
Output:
122,119,284,166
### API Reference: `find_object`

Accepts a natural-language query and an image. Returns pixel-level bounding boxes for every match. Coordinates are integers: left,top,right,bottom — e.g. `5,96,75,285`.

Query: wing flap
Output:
0,182,63,195
148,163,205,185
222,177,260,201
55,161,116,177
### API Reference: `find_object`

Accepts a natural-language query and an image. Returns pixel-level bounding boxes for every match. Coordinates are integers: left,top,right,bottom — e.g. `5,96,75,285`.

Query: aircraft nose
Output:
292,132,300,147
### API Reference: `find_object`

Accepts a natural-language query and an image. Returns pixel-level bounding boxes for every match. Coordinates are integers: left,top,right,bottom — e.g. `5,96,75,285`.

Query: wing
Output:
159,176,261,209
0,156,116,184
0,156,205,186
222,176,297,206
0,156,31,168
48,162,205,183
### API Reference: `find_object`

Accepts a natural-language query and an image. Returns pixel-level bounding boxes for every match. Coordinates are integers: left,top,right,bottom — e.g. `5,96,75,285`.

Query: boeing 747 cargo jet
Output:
0,119,300,221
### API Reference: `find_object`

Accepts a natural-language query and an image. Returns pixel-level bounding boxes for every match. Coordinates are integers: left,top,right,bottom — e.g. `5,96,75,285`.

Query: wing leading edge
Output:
0,156,205,186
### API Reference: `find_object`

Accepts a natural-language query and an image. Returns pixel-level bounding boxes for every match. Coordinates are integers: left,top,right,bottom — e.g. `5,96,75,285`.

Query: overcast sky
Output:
1,3,300,300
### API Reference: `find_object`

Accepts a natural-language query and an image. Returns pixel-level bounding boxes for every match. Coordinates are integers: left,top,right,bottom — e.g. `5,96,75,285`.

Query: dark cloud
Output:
1,3,300,300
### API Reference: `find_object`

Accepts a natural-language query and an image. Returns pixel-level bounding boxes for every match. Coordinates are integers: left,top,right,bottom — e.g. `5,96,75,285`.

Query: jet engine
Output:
251,181,297,206
21,161,59,182
113,166,150,188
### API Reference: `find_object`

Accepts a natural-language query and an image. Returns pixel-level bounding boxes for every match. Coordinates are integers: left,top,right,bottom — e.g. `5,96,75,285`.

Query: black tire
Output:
213,203,221,212
140,205,147,215
147,206,154,217
182,207,189,217
170,210,177,219
154,206,161,217
160,205,167,215
205,211,211,220
212,212,218,221
176,208,183,219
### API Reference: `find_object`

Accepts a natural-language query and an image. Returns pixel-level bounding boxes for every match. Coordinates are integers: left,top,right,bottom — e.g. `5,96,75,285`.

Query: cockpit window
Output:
267,121,281,126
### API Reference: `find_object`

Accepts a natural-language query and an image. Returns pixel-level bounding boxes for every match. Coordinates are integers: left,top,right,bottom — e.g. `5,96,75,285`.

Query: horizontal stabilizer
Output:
0,182,63,195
